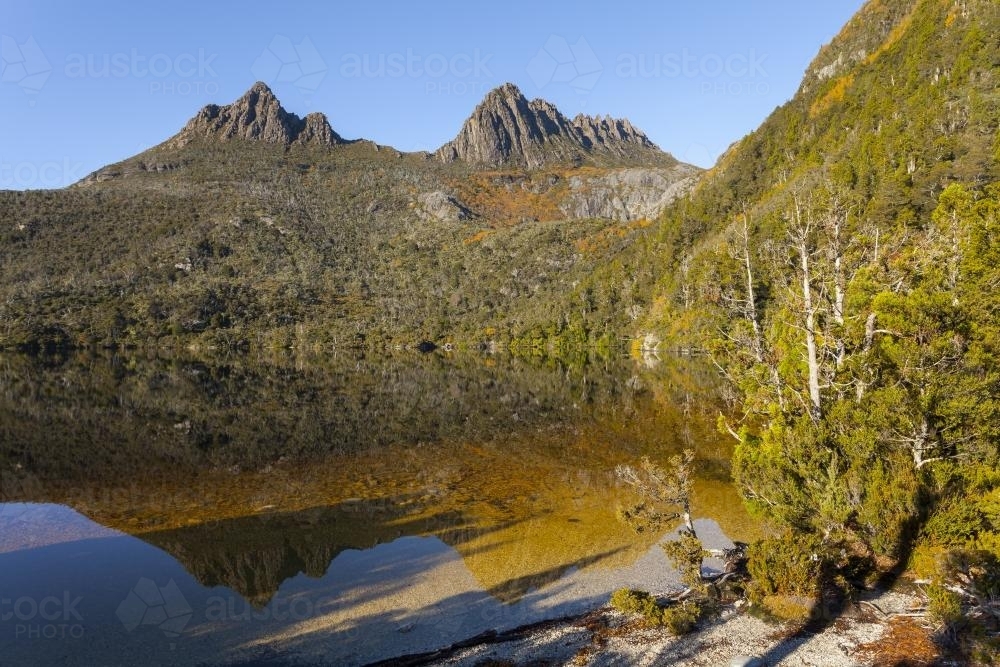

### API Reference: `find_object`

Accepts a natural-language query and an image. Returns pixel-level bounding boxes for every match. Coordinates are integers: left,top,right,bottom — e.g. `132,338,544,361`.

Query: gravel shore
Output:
429,590,925,667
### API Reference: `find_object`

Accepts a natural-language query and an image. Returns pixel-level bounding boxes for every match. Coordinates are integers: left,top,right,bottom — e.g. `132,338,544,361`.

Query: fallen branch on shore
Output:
362,609,605,667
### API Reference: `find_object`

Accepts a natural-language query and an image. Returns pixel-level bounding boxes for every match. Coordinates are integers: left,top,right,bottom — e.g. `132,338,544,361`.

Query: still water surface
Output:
0,351,756,665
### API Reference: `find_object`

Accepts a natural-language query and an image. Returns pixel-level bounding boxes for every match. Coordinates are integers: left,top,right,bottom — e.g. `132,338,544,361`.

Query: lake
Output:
0,350,756,665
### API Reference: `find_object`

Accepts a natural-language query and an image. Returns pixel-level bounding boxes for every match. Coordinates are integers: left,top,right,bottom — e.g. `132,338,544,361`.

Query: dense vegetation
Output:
0,139,668,355
638,0,1000,656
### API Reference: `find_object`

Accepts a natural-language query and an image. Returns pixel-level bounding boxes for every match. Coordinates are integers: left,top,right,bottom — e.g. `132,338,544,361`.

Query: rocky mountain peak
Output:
167,81,344,148
436,82,667,169
570,113,655,154
243,80,279,104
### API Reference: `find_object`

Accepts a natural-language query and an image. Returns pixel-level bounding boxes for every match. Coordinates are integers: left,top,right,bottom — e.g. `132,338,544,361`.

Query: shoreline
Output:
364,589,930,667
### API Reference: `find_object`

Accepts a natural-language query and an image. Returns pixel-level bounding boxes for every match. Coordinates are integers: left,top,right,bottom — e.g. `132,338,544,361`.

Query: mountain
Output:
0,83,696,352
77,82,693,200
167,81,344,148
435,82,668,168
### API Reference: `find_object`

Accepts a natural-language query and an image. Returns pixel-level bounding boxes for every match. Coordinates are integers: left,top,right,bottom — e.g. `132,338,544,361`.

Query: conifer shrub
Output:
659,600,704,636
609,588,704,635
610,588,661,621
926,584,964,628
745,532,825,607
661,530,709,591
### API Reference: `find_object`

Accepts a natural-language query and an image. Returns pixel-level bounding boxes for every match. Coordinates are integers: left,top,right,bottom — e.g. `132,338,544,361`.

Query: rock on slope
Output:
559,165,702,221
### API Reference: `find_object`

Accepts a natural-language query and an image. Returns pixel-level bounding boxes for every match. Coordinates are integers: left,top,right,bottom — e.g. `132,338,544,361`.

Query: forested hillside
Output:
638,0,999,656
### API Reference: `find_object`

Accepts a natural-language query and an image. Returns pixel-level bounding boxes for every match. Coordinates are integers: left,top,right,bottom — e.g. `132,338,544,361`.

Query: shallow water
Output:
0,351,756,665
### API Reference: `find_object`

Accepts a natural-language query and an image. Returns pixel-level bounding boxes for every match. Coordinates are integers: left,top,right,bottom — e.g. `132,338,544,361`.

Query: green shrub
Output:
660,601,703,635
926,584,963,627
924,501,989,546
610,588,661,621
761,594,816,621
661,530,708,591
745,532,824,606
609,588,704,635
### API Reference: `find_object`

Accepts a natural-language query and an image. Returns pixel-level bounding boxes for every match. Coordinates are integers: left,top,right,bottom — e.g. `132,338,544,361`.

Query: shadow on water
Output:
217,548,631,667
486,547,627,603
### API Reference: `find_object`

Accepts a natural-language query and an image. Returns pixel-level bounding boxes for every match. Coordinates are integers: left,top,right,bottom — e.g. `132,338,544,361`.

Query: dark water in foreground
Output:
0,351,755,665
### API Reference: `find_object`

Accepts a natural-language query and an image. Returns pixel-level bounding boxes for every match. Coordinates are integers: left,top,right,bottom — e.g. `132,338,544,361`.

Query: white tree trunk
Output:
830,209,846,370
792,198,822,420
740,212,764,364
801,240,822,419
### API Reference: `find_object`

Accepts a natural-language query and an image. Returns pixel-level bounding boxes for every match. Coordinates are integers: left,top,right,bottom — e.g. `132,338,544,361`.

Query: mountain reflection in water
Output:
0,351,757,665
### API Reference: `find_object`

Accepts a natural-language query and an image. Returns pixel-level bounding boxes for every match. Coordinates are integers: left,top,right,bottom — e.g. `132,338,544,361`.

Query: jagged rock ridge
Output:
436,83,667,168
168,81,344,148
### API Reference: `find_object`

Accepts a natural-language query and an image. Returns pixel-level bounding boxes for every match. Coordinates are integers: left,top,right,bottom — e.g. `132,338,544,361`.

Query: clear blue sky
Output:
0,0,865,189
